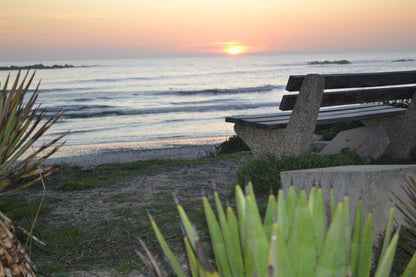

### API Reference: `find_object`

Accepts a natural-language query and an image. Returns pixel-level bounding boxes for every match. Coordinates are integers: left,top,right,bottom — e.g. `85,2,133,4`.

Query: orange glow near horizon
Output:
1,0,416,60
224,45,247,55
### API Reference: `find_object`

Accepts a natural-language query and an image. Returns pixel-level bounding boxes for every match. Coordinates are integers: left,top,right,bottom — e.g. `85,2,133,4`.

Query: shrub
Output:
216,135,250,155
140,184,416,276
236,151,365,193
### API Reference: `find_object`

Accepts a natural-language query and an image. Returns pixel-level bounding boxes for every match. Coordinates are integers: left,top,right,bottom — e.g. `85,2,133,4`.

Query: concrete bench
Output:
225,71,416,159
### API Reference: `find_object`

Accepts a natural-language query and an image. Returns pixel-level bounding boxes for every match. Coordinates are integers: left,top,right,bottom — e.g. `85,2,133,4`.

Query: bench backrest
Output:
279,70,416,111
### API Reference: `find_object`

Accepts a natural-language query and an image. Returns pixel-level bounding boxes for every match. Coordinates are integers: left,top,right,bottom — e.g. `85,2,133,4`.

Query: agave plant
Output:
0,72,67,275
141,184,416,276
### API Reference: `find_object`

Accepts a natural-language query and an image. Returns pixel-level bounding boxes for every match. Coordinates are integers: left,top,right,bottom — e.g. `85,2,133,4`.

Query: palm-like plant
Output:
0,71,67,196
0,71,67,275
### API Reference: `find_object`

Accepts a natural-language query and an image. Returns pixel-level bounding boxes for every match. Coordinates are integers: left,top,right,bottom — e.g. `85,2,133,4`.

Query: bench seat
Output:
226,103,407,129
226,71,416,159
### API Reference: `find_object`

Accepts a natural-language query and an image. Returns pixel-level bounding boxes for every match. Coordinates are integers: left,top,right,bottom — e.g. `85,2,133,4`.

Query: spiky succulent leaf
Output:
263,194,277,239
402,251,416,277
379,207,395,263
374,232,399,277
312,188,326,255
149,216,187,277
316,203,348,277
358,213,373,277
287,191,316,276
245,193,268,276
351,200,363,276
202,196,232,276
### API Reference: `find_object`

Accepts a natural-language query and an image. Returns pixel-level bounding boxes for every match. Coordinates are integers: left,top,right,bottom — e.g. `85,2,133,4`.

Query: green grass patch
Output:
237,150,365,193
113,258,143,273
0,197,47,221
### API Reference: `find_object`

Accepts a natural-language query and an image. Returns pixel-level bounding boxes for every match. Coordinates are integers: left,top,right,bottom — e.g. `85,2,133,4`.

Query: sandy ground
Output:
26,143,250,275
42,137,228,167
44,144,219,167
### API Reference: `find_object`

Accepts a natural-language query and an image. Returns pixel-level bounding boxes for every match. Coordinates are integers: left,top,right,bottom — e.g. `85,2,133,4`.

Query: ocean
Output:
1,52,415,157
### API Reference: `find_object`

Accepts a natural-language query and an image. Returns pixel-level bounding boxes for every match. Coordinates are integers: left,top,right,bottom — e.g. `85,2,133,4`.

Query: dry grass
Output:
1,153,249,275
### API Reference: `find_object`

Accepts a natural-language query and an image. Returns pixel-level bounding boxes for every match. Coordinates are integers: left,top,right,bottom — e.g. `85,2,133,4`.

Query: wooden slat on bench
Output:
280,85,416,110
259,106,406,129
243,105,399,124
286,70,416,91
226,103,395,123
225,104,394,124
227,104,407,129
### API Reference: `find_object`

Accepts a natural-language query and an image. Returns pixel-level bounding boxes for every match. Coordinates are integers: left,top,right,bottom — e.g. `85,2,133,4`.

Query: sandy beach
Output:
42,136,228,167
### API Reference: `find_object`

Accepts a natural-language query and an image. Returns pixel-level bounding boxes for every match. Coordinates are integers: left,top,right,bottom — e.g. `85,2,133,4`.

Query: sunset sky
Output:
1,0,415,61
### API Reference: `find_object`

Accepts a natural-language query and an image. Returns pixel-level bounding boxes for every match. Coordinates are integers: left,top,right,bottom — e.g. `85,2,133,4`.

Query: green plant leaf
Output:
316,203,348,277
0,72,66,194
308,186,316,215
184,235,200,277
226,205,245,276
177,202,196,249
379,207,395,263
287,191,316,277
275,222,295,277
149,216,187,276
264,194,277,239
286,186,298,233
203,196,232,276
245,193,268,276
277,189,289,242
235,185,247,251
374,232,399,277
342,196,351,263
312,188,326,255
330,187,336,218
351,200,363,277
358,213,373,277
401,251,416,277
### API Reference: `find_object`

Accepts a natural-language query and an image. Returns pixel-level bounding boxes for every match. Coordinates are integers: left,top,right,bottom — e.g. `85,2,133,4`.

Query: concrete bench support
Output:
363,92,416,160
235,74,325,158
280,165,416,235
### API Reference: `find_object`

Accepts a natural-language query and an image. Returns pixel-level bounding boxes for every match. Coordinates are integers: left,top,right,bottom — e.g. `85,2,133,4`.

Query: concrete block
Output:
320,124,389,160
280,164,416,235
310,141,329,152
363,92,416,160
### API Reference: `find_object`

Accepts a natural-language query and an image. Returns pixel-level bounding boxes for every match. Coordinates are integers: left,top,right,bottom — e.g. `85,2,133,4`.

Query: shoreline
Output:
41,136,229,167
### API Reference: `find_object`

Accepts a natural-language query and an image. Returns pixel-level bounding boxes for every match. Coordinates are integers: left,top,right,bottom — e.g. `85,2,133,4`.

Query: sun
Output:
224,45,247,55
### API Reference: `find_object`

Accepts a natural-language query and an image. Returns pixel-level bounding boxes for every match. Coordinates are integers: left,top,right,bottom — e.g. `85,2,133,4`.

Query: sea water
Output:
1,52,415,155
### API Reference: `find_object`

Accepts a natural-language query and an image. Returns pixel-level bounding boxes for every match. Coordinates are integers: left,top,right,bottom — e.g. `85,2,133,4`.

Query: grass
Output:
7,146,414,274
49,152,250,192
3,152,248,274
237,150,366,193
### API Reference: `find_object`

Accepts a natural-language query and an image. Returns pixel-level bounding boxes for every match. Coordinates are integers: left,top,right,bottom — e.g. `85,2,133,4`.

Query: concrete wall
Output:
280,165,416,235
